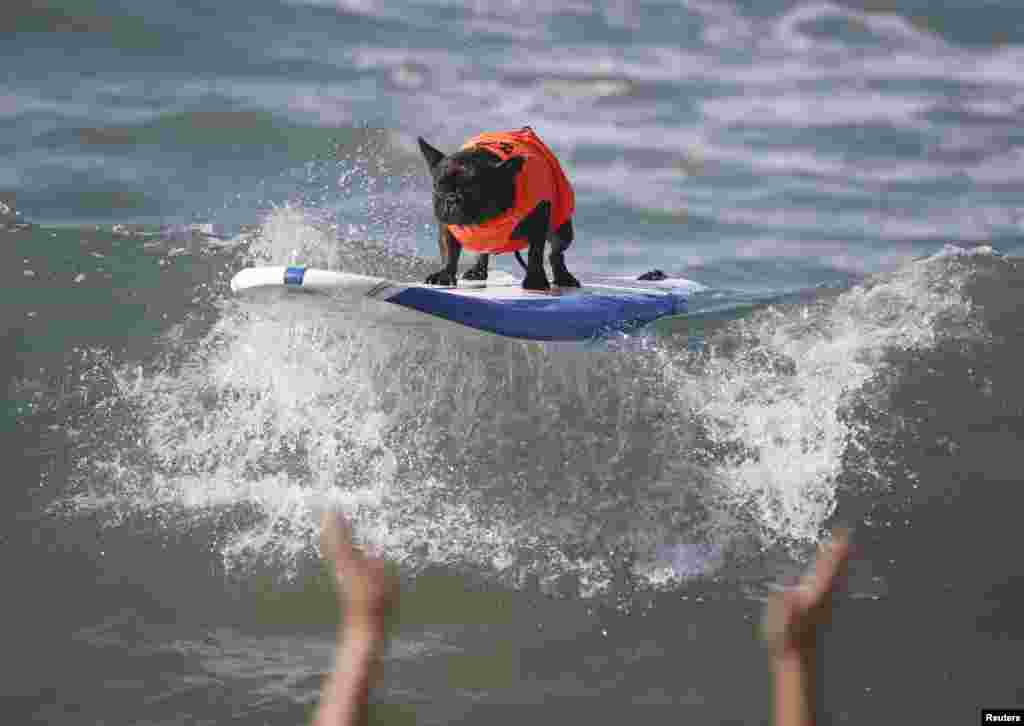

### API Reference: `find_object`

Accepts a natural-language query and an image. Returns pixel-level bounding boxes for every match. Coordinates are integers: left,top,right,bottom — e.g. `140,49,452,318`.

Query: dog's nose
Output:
439,193,460,216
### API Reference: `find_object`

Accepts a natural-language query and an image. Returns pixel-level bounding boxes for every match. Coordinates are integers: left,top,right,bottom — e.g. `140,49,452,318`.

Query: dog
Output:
417,126,579,291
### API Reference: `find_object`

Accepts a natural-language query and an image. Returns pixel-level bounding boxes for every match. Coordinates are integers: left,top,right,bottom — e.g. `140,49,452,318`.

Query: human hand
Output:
320,511,399,637
762,529,853,660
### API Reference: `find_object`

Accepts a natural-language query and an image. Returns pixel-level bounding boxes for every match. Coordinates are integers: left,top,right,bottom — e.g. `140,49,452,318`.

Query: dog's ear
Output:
493,155,525,178
418,138,446,169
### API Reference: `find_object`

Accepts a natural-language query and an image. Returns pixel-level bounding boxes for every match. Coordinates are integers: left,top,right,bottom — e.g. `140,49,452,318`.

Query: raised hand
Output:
762,529,853,657
320,512,398,634
762,529,854,726
314,511,399,726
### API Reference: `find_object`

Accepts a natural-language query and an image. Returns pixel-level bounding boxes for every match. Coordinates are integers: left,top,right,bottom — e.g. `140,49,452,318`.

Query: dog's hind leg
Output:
513,201,551,290
549,219,580,288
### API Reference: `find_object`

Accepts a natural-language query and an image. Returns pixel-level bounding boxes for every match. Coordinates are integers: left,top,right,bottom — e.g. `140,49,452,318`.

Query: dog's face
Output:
418,138,524,226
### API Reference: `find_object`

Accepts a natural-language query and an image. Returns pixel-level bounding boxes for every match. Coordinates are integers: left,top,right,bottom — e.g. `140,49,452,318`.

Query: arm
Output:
762,530,853,726
314,513,398,726
771,649,816,726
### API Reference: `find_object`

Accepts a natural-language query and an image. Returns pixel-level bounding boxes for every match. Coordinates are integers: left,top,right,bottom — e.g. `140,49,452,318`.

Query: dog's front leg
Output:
463,253,489,282
425,226,461,286
513,201,551,290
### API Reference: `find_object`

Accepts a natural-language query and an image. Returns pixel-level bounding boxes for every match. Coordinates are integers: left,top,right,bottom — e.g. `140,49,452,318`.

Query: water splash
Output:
666,246,989,548
61,216,989,601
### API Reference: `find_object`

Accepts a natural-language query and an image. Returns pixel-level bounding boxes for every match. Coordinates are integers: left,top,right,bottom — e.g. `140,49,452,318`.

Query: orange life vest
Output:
447,127,575,254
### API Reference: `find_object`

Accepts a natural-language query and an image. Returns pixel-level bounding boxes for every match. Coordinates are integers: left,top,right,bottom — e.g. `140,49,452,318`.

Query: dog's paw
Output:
553,269,580,288
462,267,488,282
425,269,458,286
521,271,550,291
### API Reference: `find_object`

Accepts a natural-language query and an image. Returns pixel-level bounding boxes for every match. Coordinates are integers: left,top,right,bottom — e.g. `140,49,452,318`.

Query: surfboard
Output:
229,266,687,342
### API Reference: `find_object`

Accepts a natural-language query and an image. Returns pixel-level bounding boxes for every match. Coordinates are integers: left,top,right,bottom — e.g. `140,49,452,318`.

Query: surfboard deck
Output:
229,266,687,342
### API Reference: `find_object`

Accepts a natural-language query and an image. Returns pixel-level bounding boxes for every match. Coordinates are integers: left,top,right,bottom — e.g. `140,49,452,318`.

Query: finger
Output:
359,535,387,563
320,510,359,569
806,528,853,604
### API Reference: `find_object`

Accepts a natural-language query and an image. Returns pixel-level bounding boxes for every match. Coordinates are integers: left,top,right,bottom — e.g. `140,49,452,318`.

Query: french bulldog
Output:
417,126,579,291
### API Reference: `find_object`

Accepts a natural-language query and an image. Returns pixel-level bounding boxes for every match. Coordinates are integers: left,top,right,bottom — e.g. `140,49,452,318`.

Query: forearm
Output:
314,623,387,726
772,650,816,726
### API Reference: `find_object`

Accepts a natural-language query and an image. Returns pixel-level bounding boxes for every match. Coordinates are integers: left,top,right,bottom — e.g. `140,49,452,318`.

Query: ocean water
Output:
5,1,1024,723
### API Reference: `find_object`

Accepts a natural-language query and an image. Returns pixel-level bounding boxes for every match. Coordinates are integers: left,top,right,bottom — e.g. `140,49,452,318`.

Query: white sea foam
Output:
603,275,707,293
62,207,990,597
497,46,720,84
931,243,1001,259
701,91,932,128
657,249,987,547
966,148,1024,184
771,1,938,56
61,210,705,595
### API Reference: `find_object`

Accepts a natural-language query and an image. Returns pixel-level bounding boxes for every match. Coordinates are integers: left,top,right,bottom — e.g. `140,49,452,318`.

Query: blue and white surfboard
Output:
229,266,687,342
